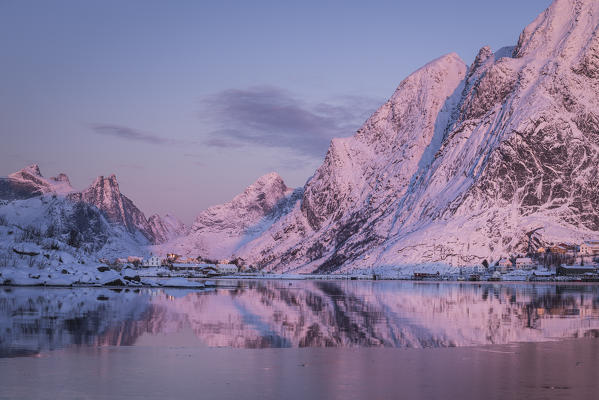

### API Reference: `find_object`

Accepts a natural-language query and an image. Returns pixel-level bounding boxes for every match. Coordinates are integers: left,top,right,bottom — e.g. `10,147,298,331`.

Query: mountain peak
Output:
91,174,120,191
474,46,493,64
51,173,70,184
252,172,286,189
514,0,599,59
407,53,465,79
76,173,158,243
10,164,42,180
24,164,42,176
4,164,74,197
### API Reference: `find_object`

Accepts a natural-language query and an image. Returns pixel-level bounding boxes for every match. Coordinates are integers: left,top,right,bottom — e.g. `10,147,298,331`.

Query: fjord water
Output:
1,280,599,399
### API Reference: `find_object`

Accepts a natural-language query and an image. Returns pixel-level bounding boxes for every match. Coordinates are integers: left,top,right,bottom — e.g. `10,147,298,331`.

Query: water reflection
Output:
2,281,599,356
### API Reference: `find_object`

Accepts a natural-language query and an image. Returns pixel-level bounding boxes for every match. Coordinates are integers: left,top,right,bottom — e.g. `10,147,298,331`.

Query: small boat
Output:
468,274,481,282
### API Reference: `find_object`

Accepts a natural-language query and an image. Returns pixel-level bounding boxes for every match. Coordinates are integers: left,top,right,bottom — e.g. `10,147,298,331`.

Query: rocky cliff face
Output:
63,174,186,244
68,175,157,242
219,0,599,272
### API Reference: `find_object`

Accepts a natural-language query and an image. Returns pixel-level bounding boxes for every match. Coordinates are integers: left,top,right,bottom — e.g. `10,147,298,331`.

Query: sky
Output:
0,0,551,223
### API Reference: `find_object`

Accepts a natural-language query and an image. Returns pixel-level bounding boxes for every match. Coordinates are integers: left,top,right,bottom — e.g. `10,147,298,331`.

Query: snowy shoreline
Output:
2,268,599,288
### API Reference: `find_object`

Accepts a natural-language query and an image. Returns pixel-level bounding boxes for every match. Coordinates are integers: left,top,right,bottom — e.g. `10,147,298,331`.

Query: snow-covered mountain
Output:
3,0,598,273
157,172,297,260
0,165,185,267
67,175,185,245
68,174,159,242
164,0,599,272
0,164,74,200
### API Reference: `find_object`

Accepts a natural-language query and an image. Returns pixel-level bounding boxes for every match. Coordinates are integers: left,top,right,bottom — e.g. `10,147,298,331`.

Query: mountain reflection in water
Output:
2,280,599,356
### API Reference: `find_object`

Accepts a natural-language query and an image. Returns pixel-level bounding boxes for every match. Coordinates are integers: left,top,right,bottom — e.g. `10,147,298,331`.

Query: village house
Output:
496,258,513,272
580,240,599,256
549,245,567,255
166,253,180,262
217,264,239,275
515,257,535,270
142,255,162,267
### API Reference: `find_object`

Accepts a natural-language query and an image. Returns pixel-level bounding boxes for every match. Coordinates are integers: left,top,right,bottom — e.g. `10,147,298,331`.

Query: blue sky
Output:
0,0,551,222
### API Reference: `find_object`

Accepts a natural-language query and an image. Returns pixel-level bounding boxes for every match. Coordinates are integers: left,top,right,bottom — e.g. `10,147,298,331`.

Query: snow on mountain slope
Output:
374,0,599,268
1,164,186,263
0,164,74,200
0,195,150,271
181,0,599,272
157,172,296,260
148,213,188,244
0,165,175,270
226,53,469,272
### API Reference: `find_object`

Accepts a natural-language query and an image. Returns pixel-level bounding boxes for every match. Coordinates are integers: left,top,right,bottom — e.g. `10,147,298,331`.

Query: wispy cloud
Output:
91,124,181,145
199,86,381,158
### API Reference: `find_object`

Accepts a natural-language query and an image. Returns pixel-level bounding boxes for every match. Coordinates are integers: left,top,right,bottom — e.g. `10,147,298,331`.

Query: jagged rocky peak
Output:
245,172,289,196
9,164,42,179
194,172,292,227
300,53,467,231
160,172,297,260
514,0,599,59
82,175,122,211
357,53,466,146
467,46,493,78
90,174,119,191
72,173,156,243
3,164,74,197
51,173,70,184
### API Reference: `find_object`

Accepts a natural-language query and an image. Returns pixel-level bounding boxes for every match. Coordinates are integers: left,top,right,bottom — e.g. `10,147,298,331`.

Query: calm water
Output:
1,280,599,399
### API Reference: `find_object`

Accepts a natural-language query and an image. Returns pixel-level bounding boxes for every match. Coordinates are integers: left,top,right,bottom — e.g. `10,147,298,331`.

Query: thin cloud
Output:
199,86,381,158
91,124,181,145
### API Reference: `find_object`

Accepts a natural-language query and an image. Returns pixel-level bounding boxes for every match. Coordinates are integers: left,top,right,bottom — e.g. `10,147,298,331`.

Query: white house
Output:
217,264,238,275
143,255,162,267
515,257,534,270
580,241,599,256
